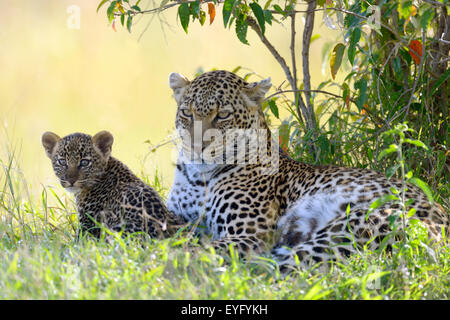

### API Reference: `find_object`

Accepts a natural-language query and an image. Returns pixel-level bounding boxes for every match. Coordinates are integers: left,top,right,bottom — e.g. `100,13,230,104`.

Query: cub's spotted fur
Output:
167,70,449,270
42,131,185,238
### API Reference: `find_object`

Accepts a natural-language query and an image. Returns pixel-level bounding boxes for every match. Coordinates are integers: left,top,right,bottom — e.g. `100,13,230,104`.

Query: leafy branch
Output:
97,0,450,193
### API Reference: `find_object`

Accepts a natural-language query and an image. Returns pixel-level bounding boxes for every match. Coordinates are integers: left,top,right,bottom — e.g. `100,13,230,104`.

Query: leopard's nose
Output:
66,167,79,185
67,177,77,185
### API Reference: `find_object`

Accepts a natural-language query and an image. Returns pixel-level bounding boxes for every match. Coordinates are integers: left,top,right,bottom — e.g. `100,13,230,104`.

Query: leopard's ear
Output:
41,132,61,158
92,131,114,160
242,78,272,107
169,72,190,104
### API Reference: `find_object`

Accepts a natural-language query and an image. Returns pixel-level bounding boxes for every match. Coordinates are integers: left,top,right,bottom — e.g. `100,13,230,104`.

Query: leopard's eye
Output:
180,109,193,117
79,159,91,167
216,111,232,120
57,158,67,166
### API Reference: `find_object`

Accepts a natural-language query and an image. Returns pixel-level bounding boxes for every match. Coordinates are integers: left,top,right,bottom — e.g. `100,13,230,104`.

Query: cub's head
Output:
169,70,271,163
41,131,114,192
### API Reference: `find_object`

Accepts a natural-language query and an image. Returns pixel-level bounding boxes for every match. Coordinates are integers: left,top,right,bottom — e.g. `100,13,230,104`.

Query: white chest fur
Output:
167,159,219,225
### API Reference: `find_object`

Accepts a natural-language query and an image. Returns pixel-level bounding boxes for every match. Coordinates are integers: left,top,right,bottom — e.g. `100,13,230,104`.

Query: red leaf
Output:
345,95,350,108
408,40,423,65
278,135,288,153
208,3,216,25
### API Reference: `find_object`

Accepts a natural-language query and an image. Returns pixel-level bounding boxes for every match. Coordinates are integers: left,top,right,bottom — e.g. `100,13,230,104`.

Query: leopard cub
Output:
42,130,185,239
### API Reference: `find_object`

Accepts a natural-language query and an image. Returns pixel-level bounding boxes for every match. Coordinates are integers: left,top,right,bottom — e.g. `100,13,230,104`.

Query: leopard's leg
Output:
210,235,269,258
77,211,102,239
271,207,399,272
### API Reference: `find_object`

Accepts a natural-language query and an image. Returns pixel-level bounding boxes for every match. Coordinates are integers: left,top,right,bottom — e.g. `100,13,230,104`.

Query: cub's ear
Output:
169,72,190,104
41,132,61,158
242,78,272,107
92,131,114,159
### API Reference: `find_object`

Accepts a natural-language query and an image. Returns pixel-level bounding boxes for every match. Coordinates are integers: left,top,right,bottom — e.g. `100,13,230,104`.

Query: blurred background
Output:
0,0,339,197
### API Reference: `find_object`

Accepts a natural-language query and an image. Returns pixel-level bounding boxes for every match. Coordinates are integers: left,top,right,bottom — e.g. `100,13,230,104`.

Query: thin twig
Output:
289,12,305,125
376,42,401,134
302,0,318,138
290,13,297,93
422,0,447,8
246,16,296,94
264,89,353,103
115,0,222,17
270,6,404,43
438,34,450,45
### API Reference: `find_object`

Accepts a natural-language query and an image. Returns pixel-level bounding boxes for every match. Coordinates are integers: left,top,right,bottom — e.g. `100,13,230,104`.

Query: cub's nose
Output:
61,180,74,188
66,168,79,186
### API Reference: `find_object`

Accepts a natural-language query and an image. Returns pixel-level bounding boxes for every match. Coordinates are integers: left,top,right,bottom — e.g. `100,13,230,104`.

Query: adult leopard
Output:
167,70,448,270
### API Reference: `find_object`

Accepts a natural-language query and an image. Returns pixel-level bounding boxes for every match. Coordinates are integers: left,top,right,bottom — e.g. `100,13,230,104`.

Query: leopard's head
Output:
41,131,114,193
169,70,271,164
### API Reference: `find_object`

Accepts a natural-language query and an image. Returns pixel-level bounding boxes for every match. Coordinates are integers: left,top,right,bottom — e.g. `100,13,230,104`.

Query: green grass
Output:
0,145,449,300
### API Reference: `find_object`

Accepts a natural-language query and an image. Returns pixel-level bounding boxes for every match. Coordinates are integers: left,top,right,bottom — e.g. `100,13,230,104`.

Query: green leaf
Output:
404,138,428,150
378,144,398,160
354,78,367,111
131,5,141,12
159,0,170,9
407,207,416,218
409,177,434,204
178,2,190,33
190,0,201,16
398,0,413,20
97,0,110,13
348,27,361,65
392,56,402,75
120,13,125,26
235,14,249,45
228,15,236,29
342,82,350,104
268,99,279,118
405,198,415,208
250,2,265,35
264,0,273,10
273,4,285,16
388,213,400,228
420,7,434,29
303,280,332,300
344,8,362,30
223,0,236,28
126,14,133,32
285,3,294,14
107,1,118,23
231,66,242,73
310,34,321,44
405,170,413,179
264,9,273,25
199,10,206,26
430,68,450,96
367,194,399,218
330,43,345,80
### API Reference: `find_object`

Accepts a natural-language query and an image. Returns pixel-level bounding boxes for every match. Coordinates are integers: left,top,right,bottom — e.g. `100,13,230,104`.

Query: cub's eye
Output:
57,159,67,166
216,111,232,120
180,109,193,117
79,159,91,167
